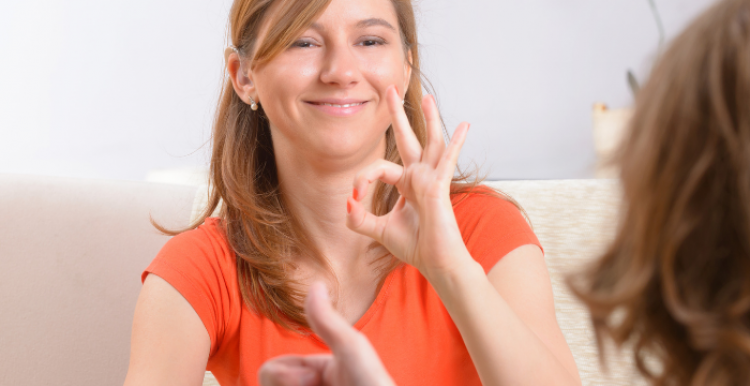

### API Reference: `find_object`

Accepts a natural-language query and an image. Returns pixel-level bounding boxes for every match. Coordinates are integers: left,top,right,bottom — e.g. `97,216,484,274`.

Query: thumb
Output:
346,196,386,244
305,282,360,355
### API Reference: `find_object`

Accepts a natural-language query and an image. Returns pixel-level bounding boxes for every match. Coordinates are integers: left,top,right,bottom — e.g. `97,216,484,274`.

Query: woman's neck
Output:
273,137,388,274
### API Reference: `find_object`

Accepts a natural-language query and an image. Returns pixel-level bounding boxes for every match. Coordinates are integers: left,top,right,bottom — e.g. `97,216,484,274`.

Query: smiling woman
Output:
123,0,579,385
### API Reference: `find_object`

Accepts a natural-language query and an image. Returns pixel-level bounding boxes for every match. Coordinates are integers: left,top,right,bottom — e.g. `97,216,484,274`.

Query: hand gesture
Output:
258,283,395,386
346,86,472,279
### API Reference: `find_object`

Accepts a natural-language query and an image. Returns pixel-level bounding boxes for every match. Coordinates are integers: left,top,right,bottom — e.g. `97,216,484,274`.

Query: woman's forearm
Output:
426,257,580,386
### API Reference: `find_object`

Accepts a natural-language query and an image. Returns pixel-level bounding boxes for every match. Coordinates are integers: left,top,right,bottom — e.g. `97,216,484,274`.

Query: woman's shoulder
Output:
450,184,525,221
450,184,541,272
142,217,236,284
164,217,229,252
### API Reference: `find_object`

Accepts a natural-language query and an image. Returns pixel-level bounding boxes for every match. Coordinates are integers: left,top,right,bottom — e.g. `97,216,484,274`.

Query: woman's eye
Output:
358,38,385,47
291,40,316,48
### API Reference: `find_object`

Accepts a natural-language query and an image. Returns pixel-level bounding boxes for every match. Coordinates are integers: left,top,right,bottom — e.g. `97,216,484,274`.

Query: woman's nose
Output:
319,43,360,88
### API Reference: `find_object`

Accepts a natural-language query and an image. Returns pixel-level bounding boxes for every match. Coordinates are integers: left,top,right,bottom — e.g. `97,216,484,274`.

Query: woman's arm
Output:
428,245,580,386
123,274,210,386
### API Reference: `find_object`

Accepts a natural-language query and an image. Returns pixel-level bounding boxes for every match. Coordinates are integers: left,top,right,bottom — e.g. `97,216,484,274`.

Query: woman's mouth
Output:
305,100,369,117
309,102,366,108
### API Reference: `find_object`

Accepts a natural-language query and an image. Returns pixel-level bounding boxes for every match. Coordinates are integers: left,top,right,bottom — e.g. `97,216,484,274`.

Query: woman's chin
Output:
272,119,389,167
315,143,376,161
295,136,386,167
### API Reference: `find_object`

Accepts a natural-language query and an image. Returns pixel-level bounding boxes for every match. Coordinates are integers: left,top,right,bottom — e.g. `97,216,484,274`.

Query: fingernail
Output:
312,282,330,302
346,200,352,213
352,188,358,201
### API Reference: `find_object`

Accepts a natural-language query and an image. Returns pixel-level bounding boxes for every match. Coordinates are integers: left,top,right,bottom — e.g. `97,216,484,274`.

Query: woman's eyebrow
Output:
355,18,396,31
308,18,396,33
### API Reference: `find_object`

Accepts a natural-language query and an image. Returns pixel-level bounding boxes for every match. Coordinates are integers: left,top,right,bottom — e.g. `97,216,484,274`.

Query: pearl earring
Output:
248,96,258,111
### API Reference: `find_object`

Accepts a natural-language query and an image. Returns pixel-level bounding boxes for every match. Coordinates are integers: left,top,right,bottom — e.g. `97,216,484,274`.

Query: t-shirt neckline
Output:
308,263,402,345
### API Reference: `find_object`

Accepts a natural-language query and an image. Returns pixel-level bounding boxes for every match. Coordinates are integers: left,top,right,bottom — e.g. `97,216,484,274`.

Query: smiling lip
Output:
305,99,369,117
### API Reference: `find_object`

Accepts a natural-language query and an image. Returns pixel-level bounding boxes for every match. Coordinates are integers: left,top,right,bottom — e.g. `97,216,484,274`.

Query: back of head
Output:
570,0,750,384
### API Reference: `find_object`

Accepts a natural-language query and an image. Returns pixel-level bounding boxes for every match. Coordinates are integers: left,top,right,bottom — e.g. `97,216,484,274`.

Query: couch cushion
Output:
0,174,196,386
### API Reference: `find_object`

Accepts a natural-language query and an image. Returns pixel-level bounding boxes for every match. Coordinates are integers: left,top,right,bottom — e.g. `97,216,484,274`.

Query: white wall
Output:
0,0,717,181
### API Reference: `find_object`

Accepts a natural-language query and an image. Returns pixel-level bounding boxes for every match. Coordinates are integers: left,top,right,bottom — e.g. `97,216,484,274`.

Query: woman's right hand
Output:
345,86,472,282
258,283,395,386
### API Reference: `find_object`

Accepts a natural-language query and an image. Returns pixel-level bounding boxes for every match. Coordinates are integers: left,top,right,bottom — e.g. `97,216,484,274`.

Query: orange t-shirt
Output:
142,190,541,386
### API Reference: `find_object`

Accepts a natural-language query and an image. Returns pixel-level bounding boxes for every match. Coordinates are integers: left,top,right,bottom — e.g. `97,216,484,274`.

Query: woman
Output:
570,0,750,384
123,0,579,385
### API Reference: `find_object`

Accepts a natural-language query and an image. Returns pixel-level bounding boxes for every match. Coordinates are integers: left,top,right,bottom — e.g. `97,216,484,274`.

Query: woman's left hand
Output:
346,85,472,280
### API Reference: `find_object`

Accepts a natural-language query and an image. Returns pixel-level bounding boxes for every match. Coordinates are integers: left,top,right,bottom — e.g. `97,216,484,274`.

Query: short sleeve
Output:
452,188,543,274
141,218,240,357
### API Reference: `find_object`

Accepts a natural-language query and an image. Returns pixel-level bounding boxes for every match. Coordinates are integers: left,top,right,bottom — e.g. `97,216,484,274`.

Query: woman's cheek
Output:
259,53,319,89
256,62,313,116
361,53,408,93
297,58,321,79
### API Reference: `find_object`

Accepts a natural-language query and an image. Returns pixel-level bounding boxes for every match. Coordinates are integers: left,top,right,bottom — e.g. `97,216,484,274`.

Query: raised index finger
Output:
386,85,422,166
305,282,360,356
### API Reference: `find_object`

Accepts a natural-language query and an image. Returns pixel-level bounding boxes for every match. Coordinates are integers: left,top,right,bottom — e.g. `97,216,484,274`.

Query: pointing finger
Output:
305,282,363,357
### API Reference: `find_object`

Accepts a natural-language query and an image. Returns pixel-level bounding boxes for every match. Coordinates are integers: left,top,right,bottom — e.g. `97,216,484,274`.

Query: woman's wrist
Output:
422,249,485,299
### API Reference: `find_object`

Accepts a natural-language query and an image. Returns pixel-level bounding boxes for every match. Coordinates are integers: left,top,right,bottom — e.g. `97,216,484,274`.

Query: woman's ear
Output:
225,48,257,104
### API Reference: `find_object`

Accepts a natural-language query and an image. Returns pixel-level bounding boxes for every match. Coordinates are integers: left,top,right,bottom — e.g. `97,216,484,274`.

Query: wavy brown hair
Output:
569,0,750,385
158,0,511,330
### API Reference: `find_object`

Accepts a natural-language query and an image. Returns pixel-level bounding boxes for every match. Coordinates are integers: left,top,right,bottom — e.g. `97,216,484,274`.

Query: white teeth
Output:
318,102,364,108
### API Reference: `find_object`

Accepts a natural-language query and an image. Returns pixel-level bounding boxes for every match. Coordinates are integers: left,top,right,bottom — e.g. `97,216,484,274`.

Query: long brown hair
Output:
161,0,499,330
569,0,750,384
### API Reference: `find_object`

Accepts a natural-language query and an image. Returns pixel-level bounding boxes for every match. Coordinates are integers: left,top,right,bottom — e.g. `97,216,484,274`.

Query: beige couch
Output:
0,174,645,385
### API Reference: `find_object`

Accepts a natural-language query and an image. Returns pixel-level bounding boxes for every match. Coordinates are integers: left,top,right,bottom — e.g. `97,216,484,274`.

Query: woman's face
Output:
252,0,411,166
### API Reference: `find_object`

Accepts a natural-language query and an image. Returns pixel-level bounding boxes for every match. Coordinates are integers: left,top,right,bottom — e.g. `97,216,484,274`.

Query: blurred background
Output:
0,0,718,182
